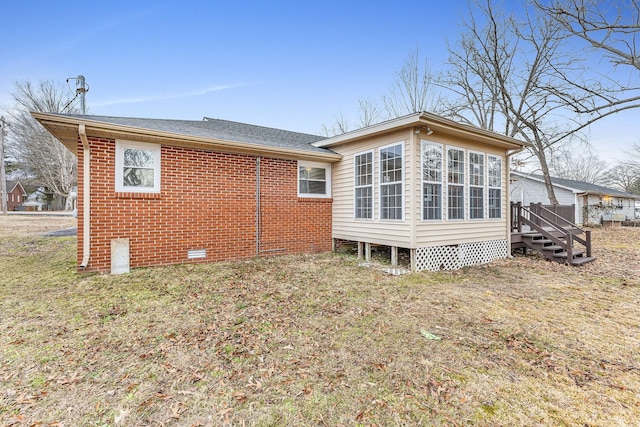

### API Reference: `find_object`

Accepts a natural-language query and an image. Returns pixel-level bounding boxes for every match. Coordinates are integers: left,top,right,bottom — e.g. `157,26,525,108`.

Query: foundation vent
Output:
187,249,207,259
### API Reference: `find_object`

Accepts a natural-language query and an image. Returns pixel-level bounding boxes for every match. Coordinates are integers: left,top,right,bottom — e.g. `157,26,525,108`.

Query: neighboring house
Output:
510,171,639,225
33,111,525,273
2,181,27,211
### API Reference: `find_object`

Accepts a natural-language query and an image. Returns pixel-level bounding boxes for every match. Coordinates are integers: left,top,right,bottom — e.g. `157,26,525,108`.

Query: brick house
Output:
33,111,525,273
3,181,27,211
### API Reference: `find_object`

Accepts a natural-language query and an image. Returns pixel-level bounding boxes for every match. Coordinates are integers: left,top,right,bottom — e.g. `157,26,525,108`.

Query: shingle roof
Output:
67,115,332,155
517,172,639,199
3,181,25,194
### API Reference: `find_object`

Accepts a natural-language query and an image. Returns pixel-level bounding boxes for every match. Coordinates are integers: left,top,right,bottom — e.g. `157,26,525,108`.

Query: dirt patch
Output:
0,214,76,237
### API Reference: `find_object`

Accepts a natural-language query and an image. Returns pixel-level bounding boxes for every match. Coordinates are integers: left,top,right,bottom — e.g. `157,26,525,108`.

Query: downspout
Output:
506,146,527,256
79,124,90,268
256,156,261,257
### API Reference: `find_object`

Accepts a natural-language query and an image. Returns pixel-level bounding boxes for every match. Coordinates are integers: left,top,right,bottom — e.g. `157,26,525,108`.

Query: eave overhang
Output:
313,112,527,151
31,112,342,163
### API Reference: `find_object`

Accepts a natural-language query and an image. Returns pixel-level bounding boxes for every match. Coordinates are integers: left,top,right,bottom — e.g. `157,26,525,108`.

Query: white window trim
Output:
487,154,502,219
297,161,331,198
468,150,485,220
421,140,444,222
354,150,374,220
115,140,161,193
446,145,466,221
378,141,404,221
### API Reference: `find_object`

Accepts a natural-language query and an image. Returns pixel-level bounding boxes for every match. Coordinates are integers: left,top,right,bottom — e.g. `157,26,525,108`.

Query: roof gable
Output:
5,181,26,195
313,112,526,151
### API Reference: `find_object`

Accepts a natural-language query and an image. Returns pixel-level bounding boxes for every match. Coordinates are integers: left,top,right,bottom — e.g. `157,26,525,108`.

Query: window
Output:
488,155,502,219
447,147,465,220
469,152,484,219
115,140,161,193
354,151,373,219
379,143,403,220
421,141,443,220
298,161,331,198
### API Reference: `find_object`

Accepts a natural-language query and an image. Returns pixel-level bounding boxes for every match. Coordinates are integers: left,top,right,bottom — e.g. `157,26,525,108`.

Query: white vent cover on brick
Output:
187,249,207,259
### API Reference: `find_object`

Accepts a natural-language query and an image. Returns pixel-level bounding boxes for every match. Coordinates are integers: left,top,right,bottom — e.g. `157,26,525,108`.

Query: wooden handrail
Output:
512,203,592,258
533,203,585,234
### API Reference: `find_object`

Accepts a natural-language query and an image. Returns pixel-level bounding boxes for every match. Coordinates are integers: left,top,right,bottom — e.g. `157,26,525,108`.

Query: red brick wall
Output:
77,137,333,272
7,187,23,211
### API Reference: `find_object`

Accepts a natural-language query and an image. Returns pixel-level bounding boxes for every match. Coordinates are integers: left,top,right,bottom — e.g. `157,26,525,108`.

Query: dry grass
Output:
1,216,639,426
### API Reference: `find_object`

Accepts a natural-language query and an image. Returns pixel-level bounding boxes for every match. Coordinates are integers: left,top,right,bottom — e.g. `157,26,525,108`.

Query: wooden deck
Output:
511,203,595,266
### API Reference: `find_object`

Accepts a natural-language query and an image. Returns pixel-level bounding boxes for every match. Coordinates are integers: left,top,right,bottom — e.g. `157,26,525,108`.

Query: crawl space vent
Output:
187,249,207,259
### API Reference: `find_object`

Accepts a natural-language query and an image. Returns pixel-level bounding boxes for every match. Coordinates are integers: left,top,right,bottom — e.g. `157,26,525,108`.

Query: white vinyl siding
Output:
354,151,373,219
379,143,404,220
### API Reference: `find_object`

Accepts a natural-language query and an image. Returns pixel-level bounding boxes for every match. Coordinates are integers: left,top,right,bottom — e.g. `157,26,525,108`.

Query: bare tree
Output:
443,0,592,204
604,143,640,193
5,80,78,210
319,113,350,137
357,98,383,128
535,0,640,130
382,47,441,117
548,146,608,184
604,164,640,193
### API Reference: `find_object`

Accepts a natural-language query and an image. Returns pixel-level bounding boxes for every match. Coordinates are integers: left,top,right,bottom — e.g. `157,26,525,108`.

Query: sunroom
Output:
313,112,526,272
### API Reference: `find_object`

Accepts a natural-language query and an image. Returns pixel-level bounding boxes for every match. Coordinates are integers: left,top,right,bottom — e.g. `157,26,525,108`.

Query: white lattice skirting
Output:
414,239,508,272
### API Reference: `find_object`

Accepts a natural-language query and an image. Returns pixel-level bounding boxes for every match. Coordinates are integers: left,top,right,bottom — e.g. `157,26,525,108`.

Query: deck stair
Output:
511,203,595,266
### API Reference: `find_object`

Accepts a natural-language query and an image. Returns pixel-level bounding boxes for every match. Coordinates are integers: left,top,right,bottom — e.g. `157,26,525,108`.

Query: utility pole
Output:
0,116,7,215
76,75,88,115
65,75,89,114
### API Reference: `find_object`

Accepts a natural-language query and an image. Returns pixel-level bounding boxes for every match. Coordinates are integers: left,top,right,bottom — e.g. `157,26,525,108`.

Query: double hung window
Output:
354,151,373,219
488,155,502,219
469,152,484,219
379,143,403,220
421,141,443,220
447,148,465,220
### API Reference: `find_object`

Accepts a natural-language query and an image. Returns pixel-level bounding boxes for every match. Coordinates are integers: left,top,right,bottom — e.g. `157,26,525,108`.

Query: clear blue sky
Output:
1,0,637,162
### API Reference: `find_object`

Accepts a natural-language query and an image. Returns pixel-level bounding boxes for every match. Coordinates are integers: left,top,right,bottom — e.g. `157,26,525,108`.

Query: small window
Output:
115,141,161,193
298,161,331,198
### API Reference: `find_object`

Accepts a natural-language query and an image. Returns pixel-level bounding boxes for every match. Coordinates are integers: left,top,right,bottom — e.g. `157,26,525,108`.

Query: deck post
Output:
517,202,522,232
567,234,574,263
410,249,416,272
585,230,592,258
357,242,364,260
391,246,398,267
365,242,371,261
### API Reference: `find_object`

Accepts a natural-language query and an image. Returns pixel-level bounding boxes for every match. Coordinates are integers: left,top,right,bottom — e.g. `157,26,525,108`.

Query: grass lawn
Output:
1,216,639,426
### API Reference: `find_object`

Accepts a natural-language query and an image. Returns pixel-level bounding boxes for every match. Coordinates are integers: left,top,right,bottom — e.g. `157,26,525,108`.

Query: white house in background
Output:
510,171,639,225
